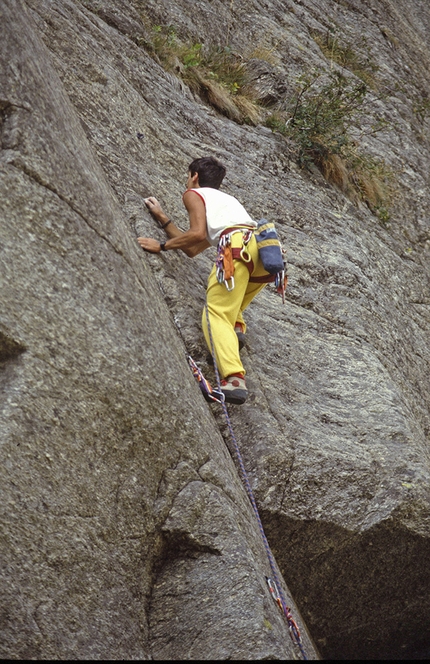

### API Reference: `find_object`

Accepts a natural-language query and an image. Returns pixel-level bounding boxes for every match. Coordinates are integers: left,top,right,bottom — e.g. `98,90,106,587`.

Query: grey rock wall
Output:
1,0,429,659
0,0,316,659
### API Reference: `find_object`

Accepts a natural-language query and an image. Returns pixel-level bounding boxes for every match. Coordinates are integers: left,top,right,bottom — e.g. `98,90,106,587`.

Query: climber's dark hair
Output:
188,156,226,189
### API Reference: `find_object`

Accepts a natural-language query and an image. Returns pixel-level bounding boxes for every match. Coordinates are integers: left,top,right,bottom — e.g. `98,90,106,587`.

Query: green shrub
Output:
285,70,368,165
265,70,394,214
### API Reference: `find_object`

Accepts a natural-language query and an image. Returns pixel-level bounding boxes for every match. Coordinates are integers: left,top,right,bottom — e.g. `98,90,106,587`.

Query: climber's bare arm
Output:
137,193,210,257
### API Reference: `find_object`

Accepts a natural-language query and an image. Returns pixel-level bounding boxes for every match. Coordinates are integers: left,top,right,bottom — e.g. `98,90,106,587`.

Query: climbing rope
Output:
160,271,306,656
203,304,308,660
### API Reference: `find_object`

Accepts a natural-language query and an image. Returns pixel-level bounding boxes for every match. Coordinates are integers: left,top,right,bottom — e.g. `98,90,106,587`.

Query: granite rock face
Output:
1,0,429,660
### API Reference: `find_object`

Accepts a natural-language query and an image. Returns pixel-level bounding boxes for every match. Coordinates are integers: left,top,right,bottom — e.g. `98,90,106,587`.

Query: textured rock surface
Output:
1,0,429,660
0,1,315,659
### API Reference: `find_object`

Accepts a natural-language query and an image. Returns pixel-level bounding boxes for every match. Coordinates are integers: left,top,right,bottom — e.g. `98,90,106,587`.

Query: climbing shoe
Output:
221,373,248,405
234,323,246,350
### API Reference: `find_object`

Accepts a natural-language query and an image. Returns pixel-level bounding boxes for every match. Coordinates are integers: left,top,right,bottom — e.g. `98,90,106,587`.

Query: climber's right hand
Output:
144,197,164,221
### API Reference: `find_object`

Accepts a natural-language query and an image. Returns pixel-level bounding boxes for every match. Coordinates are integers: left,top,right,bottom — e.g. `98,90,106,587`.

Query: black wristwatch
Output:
160,242,168,251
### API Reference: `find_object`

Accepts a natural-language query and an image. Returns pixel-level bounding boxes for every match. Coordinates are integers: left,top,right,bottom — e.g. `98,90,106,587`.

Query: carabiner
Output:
216,267,225,284
224,276,235,291
240,246,252,263
267,577,281,603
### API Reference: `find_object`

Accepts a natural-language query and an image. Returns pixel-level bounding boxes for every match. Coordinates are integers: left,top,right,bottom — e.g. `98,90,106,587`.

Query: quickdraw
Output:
216,230,253,291
274,247,288,304
187,355,224,403
216,233,235,290
266,577,303,650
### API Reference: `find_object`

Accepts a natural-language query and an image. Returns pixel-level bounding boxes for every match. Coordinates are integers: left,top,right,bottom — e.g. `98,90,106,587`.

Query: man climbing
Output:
137,156,272,405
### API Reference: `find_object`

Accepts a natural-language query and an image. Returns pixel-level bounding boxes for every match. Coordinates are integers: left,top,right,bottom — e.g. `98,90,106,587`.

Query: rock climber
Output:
137,156,272,404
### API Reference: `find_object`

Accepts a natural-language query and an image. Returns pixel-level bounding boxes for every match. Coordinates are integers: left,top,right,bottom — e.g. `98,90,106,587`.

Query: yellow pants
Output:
202,231,269,378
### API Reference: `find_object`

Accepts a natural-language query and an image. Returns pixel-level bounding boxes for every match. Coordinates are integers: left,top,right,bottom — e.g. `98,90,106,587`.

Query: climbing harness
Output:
215,226,288,303
198,304,308,660
275,249,288,304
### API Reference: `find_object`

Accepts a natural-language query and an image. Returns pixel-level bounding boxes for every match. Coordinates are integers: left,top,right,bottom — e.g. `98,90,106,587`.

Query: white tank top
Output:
188,187,256,245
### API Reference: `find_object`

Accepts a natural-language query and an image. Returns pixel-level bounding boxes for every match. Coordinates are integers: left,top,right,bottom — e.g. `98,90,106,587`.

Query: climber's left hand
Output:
137,237,162,253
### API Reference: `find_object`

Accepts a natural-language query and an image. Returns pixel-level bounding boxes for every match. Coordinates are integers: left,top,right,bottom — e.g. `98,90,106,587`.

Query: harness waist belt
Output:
220,225,256,239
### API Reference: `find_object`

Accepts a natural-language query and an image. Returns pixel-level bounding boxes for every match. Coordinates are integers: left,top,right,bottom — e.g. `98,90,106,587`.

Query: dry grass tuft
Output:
316,152,350,191
233,93,263,125
147,26,262,124
310,149,395,216
204,80,243,121
350,157,395,218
